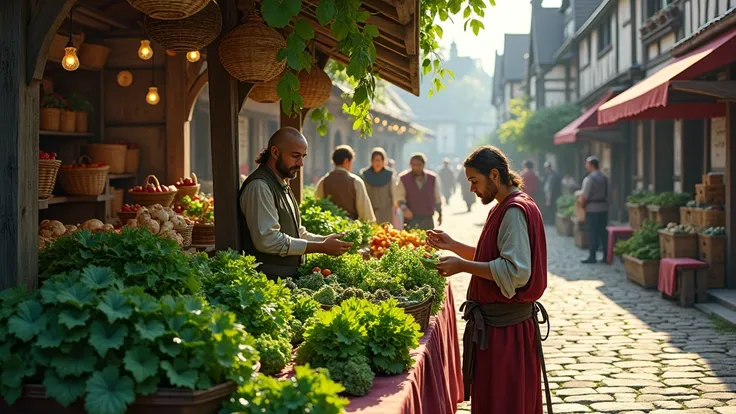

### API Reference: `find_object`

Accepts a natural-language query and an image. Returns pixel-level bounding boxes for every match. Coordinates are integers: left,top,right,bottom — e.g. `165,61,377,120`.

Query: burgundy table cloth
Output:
606,225,633,264
658,257,708,296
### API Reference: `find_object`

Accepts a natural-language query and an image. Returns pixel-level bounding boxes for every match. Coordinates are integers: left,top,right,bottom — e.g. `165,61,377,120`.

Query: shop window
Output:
597,16,612,54
646,0,669,18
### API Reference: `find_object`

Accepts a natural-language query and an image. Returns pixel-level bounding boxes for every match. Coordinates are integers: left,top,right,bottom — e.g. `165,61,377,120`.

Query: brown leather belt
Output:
459,301,552,414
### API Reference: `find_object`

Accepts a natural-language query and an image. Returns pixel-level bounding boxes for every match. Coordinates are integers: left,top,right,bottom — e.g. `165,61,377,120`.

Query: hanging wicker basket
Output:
126,0,210,20
144,0,222,52
248,71,283,103
298,64,332,108
218,10,286,83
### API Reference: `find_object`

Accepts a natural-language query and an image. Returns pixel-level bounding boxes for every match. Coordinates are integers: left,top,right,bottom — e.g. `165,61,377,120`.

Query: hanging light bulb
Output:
61,8,79,71
186,50,201,63
138,40,153,60
146,87,160,105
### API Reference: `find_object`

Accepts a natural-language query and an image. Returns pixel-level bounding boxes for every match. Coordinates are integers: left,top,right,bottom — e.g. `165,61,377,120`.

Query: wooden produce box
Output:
647,205,680,227
555,214,573,237
627,203,649,230
698,234,726,288
695,184,725,205
699,209,726,229
658,230,698,259
623,254,660,288
680,207,698,228
703,173,724,185
707,263,726,289
573,217,587,249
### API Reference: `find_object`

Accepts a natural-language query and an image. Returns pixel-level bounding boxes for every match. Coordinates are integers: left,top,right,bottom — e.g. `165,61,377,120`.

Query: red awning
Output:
597,26,736,125
554,91,617,145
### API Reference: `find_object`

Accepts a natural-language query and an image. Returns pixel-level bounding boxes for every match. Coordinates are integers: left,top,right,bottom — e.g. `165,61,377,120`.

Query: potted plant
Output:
647,192,691,228
40,93,65,131
615,220,661,288
58,95,76,133
625,190,654,230
555,194,575,237
67,94,94,133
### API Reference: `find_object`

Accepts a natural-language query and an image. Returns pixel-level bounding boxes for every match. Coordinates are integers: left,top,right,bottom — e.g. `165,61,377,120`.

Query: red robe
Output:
468,191,548,414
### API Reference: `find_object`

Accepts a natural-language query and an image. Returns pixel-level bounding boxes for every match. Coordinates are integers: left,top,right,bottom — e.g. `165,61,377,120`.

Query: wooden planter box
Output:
572,217,587,249
703,173,724,185
695,184,725,205
658,230,698,259
699,209,726,229
555,214,573,237
627,203,649,230
698,233,726,288
1,382,237,414
623,254,660,288
680,207,698,228
647,205,680,227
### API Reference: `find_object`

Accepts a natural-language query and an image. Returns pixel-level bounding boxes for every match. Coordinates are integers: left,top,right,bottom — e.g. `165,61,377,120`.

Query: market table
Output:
284,285,464,414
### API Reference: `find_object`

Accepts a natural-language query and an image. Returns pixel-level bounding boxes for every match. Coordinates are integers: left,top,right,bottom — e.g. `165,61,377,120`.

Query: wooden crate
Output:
573,217,588,249
623,254,660,288
555,214,573,237
680,207,697,228
695,184,725,204
627,203,649,230
698,233,726,264
703,173,724,185
707,263,726,289
658,230,698,259
648,205,680,227
700,209,726,228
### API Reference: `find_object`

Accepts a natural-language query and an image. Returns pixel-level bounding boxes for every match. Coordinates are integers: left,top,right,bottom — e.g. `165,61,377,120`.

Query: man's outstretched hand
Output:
426,229,455,251
321,233,353,256
435,256,464,277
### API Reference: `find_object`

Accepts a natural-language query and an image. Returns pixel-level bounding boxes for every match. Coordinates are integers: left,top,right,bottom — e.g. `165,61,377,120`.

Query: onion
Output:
142,219,160,234
65,225,78,235
170,215,187,229
126,219,138,228
81,219,104,232
151,209,170,223
102,223,115,232
160,221,174,233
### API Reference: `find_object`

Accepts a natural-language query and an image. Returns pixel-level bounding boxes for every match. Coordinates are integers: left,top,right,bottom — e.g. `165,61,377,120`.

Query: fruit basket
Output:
399,295,433,332
58,156,109,196
175,172,201,201
129,174,178,207
117,204,143,223
38,151,61,199
192,223,215,245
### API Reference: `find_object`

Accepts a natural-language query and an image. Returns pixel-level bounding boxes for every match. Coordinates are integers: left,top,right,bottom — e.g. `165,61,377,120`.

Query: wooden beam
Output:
26,0,76,83
671,80,736,101
207,0,242,251
166,54,189,184
727,65,736,288
75,6,131,29
361,0,405,24
2,0,39,290
70,12,111,32
312,34,411,82
393,0,414,25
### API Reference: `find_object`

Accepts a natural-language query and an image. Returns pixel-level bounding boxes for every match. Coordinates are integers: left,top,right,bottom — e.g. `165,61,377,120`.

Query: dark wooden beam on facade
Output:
207,0,242,251
26,0,76,83
2,0,40,290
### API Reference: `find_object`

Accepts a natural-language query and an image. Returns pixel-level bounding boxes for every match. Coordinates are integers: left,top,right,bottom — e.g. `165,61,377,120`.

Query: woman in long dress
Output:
360,148,395,224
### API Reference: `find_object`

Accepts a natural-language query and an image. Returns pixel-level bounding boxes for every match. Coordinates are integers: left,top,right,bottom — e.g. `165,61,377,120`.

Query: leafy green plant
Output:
361,299,420,375
555,194,576,217
614,220,660,259
67,93,94,113
254,334,292,376
222,365,348,414
626,190,655,205
0,267,259,414
314,285,337,306
325,357,374,397
378,245,446,314
649,192,691,207
39,228,202,296
301,186,349,218
42,93,66,109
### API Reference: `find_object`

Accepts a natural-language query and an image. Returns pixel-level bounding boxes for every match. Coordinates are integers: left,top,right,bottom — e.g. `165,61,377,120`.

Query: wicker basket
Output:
117,210,138,223
79,43,110,70
38,159,62,199
129,175,178,207
175,172,201,201
126,0,210,20
176,223,195,247
400,296,433,332
58,156,109,196
40,108,61,131
60,110,76,133
191,223,215,245
218,9,286,83
144,0,221,52
87,143,128,174
248,71,283,103
298,64,332,108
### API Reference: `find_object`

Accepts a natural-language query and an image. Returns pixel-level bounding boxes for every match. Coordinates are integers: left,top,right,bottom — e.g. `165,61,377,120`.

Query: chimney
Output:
530,0,542,8
450,41,458,60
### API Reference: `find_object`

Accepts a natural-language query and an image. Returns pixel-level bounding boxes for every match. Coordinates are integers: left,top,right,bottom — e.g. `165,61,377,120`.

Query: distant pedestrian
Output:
458,164,476,212
316,145,376,222
439,158,456,205
562,174,579,195
520,160,540,201
579,156,610,264
360,147,396,224
396,153,443,230
543,162,561,224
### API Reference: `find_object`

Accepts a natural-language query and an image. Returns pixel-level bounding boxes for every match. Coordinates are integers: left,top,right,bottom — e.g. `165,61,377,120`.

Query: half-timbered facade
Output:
491,34,529,125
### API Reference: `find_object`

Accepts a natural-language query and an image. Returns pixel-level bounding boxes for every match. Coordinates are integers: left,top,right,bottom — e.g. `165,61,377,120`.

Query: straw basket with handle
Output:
129,174,178,207
38,159,62,199
58,156,109,196
191,200,215,245
175,172,201,201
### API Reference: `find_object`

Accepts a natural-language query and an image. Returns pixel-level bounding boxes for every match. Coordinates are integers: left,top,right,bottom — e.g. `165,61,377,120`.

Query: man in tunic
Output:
360,147,396,224
520,159,540,201
543,162,562,224
395,153,443,230
315,145,376,222
428,145,551,414
239,127,353,280
579,155,610,263
439,158,456,205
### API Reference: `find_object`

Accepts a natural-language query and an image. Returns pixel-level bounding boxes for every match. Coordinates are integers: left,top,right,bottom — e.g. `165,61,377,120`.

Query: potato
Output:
81,219,104,232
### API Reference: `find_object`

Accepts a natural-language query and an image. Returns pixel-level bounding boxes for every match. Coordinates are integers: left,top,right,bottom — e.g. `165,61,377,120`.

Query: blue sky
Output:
436,0,562,76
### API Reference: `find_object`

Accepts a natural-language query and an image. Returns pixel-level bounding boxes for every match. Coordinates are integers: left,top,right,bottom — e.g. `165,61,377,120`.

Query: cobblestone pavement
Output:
438,195,736,413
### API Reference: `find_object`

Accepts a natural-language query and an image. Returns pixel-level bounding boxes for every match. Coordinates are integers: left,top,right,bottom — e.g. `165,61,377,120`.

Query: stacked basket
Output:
58,156,109,196
38,159,62,199
129,175,178,207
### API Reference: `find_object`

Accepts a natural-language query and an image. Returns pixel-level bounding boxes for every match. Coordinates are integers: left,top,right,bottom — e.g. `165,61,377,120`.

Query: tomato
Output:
321,269,331,277
312,267,321,273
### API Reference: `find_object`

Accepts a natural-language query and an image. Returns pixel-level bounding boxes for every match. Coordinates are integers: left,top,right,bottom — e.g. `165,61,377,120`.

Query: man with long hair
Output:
239,127,353,280
428,145,552,414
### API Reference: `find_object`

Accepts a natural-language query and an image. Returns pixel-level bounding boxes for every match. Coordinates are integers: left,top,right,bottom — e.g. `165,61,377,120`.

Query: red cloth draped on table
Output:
467,191,548,414
658,257,707,296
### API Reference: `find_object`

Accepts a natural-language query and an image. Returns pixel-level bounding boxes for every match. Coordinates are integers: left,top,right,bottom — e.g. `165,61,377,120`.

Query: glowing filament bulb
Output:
146,86,160,105
62,46,80,71
138,40,153,60
186,50,201,63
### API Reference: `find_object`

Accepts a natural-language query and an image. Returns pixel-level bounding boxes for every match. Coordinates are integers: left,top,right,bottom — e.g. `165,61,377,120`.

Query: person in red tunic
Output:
428,145,552,414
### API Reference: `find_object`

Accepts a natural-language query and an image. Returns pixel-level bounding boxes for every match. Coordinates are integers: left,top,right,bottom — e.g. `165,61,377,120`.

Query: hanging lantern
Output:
138,40,154,60
126,0,210,20
186,51,201,62
248,71,284,103
297,64,332,108
218,9,286,83
61,8,80,71
144,0,221,52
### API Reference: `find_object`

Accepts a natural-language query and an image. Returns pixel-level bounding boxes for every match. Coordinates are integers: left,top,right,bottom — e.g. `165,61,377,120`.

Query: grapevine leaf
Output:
316,0,336,25
89,321,128,357
85,367,136,414
43,371,86,407
97,290,133,323
81,266,116,290
363,24,379,38
123,347,160,382
357,11,371,22
58,308,91,329
57,283,95,308
160,360,198,389
294,19,315,40
53,347,97,377
8,300,48,341
135,319,166,341
261,0,298,28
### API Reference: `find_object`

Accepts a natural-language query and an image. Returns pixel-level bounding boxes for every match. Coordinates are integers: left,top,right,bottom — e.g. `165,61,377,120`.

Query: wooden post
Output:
280,109,306,202
166,54,189,184
207,0,241,251
725,64,736,288
1,0,38,290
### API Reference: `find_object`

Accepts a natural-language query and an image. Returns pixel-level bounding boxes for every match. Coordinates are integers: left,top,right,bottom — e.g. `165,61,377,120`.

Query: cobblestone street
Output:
439,195,736,413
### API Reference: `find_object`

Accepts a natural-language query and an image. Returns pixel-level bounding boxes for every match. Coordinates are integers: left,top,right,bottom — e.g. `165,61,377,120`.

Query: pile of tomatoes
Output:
369,226,426,258
39,151,57,160
311,267,332,277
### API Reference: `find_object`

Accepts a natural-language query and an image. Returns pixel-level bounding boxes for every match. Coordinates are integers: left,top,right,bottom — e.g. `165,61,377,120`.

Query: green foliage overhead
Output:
498,99,581,153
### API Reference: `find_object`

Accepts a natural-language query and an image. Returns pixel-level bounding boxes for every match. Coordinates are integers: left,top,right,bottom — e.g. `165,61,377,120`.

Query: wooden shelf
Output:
40,130,95,137
108,173,137,180
40,195,114,209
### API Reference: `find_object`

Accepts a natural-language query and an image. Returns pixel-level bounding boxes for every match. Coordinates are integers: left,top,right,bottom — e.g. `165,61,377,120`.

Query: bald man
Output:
240,127,353,280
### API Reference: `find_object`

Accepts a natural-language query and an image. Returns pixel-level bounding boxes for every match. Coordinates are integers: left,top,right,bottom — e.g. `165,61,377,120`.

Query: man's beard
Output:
276,157,299,179
479,182,498,205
